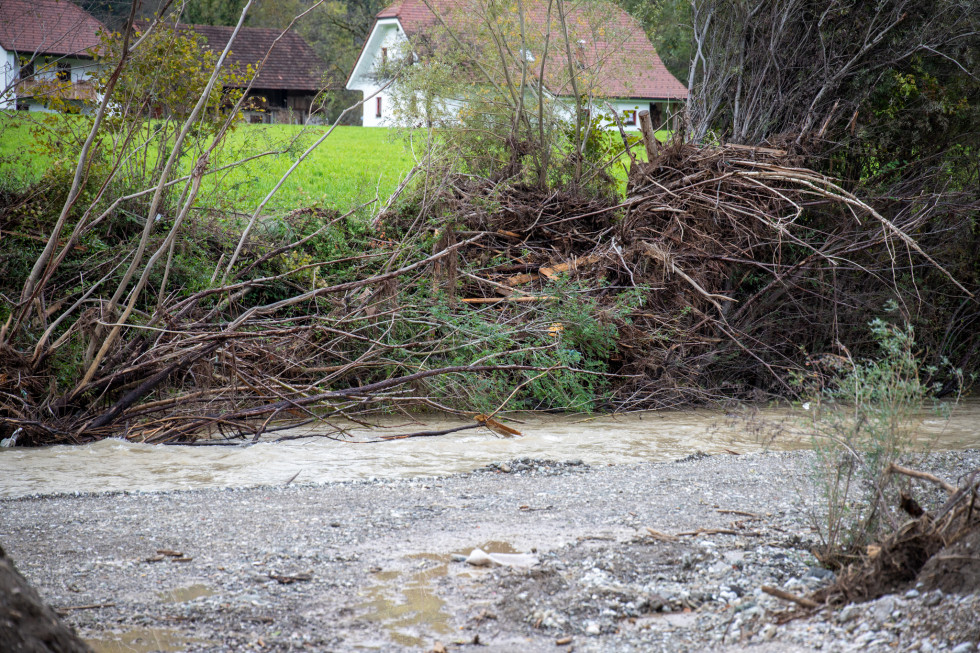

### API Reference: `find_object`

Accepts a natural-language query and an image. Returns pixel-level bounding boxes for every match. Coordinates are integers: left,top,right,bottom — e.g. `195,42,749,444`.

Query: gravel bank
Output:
2,450,979,652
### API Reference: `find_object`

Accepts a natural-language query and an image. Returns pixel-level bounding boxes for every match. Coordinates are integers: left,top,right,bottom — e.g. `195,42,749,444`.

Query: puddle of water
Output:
1,401,977,497
156,583,215,603
356,540,534,645
85,627,208,653
358,563,453,647
456,540,519,555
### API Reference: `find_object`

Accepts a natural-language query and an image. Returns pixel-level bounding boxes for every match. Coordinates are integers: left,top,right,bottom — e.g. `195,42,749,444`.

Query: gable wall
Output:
347,19,407,127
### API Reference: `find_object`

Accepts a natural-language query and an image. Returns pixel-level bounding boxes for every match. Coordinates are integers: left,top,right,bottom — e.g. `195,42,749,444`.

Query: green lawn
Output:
0,114,657,214
0,114,62,188
0,115,417,212
199,124,417,211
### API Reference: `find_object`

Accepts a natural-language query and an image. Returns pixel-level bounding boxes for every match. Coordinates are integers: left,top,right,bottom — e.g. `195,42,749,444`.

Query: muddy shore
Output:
2,450,979,652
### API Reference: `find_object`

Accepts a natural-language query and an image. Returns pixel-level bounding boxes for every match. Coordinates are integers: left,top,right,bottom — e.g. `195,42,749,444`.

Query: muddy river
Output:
2,402,979,498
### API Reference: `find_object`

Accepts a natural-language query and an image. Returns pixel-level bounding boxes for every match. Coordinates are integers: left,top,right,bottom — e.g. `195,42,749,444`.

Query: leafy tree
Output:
388,0,639,190
615,0,691,83
181,0,250,26
296,0,388,123
86,24,249,204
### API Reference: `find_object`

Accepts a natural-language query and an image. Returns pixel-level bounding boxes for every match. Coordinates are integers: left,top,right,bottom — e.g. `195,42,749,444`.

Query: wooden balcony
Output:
15,79,97,103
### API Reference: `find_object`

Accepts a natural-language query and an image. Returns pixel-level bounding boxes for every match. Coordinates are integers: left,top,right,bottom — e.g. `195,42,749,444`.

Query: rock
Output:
708,561,729,576
951,644,975,653
805,566,835,582
872,596,895,623
640,594,666,612
0,544,93,652
837,604,862,624
585,621,601,636
922,591,944,607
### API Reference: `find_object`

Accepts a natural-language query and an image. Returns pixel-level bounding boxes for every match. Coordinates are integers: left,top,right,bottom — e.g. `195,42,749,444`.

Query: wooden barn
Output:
180,24,332,125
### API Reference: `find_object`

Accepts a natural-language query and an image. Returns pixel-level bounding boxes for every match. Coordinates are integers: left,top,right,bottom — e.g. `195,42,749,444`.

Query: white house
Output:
0,0,106,113
346,0,687,130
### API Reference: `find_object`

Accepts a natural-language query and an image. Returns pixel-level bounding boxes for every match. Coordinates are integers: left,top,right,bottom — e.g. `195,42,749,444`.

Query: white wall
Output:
347,19,407,127
1,47,16,110
604,99,646,131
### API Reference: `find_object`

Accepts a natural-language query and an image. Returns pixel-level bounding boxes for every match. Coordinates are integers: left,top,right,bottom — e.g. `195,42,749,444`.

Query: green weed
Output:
801,314,959,565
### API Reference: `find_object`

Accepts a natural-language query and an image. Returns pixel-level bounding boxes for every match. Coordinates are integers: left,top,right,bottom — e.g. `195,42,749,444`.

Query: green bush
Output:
802,315,959,565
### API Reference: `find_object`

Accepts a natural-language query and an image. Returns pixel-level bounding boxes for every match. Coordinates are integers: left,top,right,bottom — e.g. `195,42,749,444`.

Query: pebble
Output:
806,566,835,581
838,604,863,623
923,590,944,607
872,596,895,623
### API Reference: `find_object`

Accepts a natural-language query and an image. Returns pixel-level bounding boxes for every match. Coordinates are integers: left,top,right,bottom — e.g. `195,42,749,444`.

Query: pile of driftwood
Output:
816,465,980,603
0,230,537,445
390,138,972,409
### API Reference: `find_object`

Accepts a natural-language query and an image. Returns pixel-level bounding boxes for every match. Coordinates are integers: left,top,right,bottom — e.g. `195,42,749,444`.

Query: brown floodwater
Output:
84,627,210,653
1,401,978,498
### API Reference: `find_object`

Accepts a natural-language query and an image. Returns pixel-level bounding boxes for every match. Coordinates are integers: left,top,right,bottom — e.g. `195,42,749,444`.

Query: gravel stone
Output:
1,449,978,652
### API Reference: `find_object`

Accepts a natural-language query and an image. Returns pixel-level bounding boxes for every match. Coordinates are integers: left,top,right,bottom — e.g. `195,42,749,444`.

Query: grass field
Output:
0,114,656,214
0,115,417,212
0,115,58,188
200,124,417,211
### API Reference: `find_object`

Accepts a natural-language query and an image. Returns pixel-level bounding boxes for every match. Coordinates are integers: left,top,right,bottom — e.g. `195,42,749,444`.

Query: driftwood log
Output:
0,544,92,653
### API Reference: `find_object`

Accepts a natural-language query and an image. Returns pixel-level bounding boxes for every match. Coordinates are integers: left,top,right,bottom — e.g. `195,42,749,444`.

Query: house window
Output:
376,96,382,118
56,62,71,82
622,110,637,126
18,60,34,80
381,47,388,65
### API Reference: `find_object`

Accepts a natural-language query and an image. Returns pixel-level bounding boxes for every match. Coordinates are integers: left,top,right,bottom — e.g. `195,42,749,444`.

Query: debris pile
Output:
812,469,980,607
389,141,953,408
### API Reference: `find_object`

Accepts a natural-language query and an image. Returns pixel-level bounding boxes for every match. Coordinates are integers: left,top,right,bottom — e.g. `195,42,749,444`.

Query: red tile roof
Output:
179,24,333,92
376,0,686,100
0,0,105,57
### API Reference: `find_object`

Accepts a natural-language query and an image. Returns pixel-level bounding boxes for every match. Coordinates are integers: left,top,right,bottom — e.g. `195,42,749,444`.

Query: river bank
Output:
2,449,979,652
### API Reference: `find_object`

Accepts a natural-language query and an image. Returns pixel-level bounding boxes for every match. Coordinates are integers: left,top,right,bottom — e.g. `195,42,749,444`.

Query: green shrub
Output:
802,315,958,565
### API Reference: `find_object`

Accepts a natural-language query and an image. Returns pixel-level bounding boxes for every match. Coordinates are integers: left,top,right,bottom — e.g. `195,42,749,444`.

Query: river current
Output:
2,401,978,498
